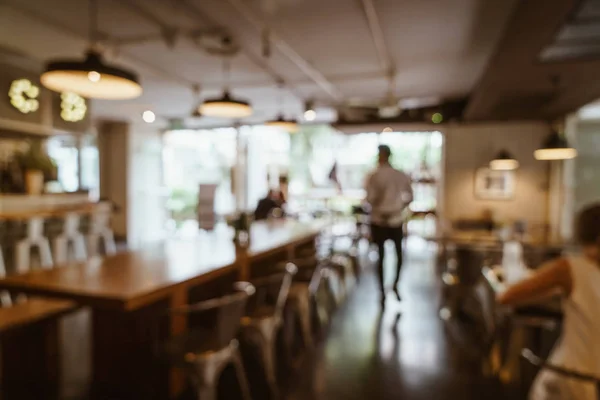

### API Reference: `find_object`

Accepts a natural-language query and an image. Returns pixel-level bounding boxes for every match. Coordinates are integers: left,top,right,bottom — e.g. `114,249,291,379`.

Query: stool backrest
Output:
169,282,255,350
248,263,297,321
91,202,112,233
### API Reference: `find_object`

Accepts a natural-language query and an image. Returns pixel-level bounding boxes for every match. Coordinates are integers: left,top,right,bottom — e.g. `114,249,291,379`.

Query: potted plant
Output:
16,140,57,195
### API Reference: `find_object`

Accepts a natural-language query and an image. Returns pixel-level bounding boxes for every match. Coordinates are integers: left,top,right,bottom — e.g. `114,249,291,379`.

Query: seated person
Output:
254,190,284,221
499,203,600,400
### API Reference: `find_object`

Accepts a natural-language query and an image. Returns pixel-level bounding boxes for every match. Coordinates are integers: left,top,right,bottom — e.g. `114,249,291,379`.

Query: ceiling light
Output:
41,51,142,100
490,149,519,170
266,114,299,132
534,129,577,160
40,0,142,100
303,100,316,121
142,110,156,123
88,70,101,83
200,58,253,119
304,109,316,121
200,91,252,118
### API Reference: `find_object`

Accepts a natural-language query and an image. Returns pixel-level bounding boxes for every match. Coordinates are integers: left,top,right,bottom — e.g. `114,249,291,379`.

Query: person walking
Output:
365,145,413,307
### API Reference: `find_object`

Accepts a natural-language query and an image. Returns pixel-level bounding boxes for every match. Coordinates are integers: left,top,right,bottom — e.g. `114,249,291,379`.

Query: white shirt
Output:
530,255,600,400
365,164,413,227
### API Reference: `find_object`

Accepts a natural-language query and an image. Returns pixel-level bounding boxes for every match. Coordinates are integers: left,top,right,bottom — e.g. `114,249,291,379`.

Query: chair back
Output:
277,256,318,282
169,282,255,350
455,244,493,287
473,270,498,341
248,263,297,321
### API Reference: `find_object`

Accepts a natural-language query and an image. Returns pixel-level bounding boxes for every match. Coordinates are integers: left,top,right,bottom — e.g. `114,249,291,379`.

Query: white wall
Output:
443,122,551,228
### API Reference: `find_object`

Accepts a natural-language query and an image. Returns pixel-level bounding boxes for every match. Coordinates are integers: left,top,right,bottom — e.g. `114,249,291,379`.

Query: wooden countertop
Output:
0,202,102,221
425,232,571,249
0,298,76,333
0,219,327,311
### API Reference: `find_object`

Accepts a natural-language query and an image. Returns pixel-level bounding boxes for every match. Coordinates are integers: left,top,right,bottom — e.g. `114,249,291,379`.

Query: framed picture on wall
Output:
474,167,515,200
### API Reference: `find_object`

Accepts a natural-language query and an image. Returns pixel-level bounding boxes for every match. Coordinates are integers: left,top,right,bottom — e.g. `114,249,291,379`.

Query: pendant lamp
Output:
40,0,142,100
266,84,299,132
190,85,202,118
490,149,519,170
534,127,577,161
266,114,299,132
200,59,252,118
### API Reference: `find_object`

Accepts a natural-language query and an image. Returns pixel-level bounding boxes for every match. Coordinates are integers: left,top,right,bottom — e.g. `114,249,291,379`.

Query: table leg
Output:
90,300,170,400
170,288,188,398
1,319,61,400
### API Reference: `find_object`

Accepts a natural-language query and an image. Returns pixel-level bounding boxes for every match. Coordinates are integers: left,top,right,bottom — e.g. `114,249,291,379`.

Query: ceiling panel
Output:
1,0,526,125
124,41,273,87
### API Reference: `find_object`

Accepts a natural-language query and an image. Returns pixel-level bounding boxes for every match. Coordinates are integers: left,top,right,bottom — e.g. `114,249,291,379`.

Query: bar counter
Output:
0,193,98,220
0,218,328,399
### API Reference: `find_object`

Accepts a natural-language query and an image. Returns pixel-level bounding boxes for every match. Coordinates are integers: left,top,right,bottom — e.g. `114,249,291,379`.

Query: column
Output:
97,121,129,241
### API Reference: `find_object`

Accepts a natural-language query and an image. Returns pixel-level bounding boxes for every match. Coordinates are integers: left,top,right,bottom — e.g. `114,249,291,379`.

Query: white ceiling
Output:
0,0,518,128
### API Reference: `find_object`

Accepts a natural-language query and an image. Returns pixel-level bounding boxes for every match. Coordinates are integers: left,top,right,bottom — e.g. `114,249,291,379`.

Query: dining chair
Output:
277,255,321,355
522,349,600,399
53,212,87,265
163,282,255,400
240,263,297,399
444,274,507,378
293,249,342,332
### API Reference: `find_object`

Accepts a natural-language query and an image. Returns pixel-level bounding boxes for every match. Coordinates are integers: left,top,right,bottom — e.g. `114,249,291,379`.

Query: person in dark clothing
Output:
254,190,284,221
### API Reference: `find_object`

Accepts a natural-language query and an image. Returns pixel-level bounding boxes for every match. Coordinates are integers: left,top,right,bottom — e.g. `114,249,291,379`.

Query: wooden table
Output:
0,298,76,400
0,219,327,399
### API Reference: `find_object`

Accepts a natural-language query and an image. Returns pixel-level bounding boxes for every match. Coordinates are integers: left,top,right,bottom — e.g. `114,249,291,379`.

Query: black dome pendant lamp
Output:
199,58,253,119
266,83,299,132
534,124,577,161
40,0,142,100
490,149,519,170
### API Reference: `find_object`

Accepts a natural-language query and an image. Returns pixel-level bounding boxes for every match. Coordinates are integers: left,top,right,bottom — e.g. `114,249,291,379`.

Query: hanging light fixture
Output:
40,0,142,100
534,125,577,161
267,115,299,132
199,58,252,118
490,149,519,170
303,100,316,121
266,83,299,132
190,84,202,118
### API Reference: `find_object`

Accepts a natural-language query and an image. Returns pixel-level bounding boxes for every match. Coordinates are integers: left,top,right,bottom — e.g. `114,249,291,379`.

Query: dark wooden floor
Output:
286,239,516,400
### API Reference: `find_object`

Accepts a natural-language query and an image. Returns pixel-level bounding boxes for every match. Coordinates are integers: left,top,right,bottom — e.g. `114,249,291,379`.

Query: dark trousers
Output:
371,224,404,296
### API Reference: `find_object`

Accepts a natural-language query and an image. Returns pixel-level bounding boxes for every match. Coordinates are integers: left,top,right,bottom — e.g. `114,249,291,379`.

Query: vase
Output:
25,169,44,195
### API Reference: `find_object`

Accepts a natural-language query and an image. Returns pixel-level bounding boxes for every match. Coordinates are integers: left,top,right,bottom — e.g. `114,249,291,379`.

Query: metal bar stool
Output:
87,202,116,257
53,212,87,265
0,248,11,307
240,263,297,399
163,282,255,400
15,216,53,273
